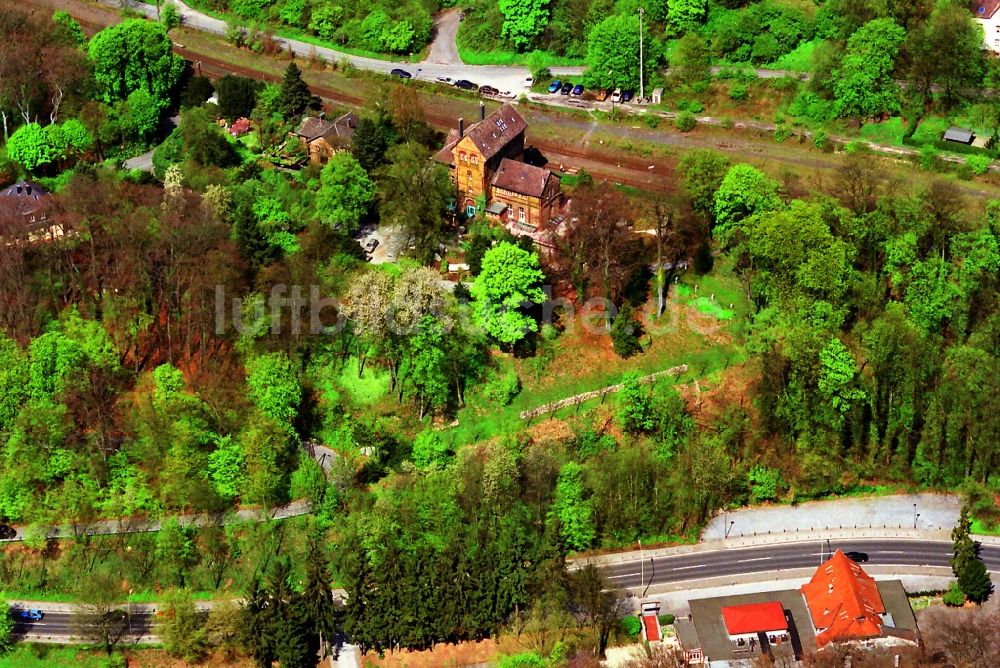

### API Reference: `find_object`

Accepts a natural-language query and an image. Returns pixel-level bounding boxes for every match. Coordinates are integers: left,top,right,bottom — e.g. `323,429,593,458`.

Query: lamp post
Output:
913,503,920,530
724,520,735,539
638,7,645,103
639,539,644,595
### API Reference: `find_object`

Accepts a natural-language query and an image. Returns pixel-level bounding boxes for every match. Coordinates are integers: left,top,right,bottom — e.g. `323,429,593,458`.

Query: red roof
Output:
720,602,788,635
801,550,885,646
641,613,661,642
975,1,1000,20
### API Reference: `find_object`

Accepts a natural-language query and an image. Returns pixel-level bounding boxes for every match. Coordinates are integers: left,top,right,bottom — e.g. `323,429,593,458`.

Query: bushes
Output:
620,615,642,636
728,84,748,101
943,581,965,607
675,111,697,133
966,154,993,176
484,371,522,406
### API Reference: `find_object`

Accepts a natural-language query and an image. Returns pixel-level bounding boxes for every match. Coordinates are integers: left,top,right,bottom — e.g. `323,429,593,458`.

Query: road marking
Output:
880,550,907,554
669,564,702,571
736,557,771,563
605,573,639,580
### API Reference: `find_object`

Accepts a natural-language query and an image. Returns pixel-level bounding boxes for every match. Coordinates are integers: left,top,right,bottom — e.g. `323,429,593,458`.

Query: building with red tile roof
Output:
800,550,886,646
721,601,788,637
974,0,1000,52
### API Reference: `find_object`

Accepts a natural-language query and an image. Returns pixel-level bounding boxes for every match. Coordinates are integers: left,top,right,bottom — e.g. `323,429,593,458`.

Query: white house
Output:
974,1,1000,52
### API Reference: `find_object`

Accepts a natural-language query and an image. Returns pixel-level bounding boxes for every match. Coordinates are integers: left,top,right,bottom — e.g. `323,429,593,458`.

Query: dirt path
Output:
423,9,463,66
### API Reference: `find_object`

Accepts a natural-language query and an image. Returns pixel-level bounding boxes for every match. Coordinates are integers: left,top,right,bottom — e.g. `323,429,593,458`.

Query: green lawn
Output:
971,518,1000,536
0,647,124,667
767,39,820,72
335,357,391,405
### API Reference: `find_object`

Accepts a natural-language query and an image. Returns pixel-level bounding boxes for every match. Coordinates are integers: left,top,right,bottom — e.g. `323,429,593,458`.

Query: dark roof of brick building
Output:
491,158,554,198
464,104,527,160
293,112,357,143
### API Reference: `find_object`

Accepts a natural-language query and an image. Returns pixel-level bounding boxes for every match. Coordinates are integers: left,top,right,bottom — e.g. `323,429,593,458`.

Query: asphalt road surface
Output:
599,539,1000,590
11,609,157,642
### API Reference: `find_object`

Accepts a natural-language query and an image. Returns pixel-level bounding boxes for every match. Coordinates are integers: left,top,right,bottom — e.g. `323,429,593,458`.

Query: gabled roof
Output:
293,112,357,142
943,127,975,144
462,103,527,160
801,550,885,646
720,602,788,636
434,128,461,166
975,0,1000,20
0,181,51,218
491,158,554,199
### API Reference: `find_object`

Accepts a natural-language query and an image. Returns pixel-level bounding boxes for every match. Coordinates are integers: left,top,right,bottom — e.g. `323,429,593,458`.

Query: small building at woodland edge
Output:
974,0,1000,52
434,102,562,231
0,181,60,241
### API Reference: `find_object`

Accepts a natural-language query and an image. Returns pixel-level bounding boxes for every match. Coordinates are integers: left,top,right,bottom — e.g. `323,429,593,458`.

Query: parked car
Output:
571,84,584,96
844,551,869,563
18,609,43,621
610,88,622,103
436,76,453,84
0,524,15,540
390,68,412,79
548,79,562,94
621,90,634,103
524,75,534,89
363,238,379,254
479,85,500,96
560,82,573,95
454,79,478,91
594,88,610,102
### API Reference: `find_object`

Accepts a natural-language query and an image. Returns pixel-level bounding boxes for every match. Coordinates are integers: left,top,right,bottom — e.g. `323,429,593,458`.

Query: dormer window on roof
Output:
496,118,507,132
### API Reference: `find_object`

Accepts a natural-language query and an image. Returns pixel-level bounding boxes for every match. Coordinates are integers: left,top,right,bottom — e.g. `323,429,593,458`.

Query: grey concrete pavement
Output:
703,492,961,540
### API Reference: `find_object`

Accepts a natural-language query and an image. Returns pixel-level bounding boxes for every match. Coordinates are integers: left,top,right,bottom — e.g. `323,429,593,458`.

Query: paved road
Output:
425,8,462,66
11,608,157,644
599,539,1000,590
114,0,583,93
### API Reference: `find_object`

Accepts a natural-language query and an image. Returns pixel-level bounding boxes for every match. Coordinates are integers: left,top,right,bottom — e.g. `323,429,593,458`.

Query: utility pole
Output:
638,7,645,102
639,539,645,597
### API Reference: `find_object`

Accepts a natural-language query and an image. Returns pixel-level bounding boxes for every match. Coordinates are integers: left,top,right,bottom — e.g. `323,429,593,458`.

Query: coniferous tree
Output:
279,62,315,121
958,558,993,604
951,507,976,578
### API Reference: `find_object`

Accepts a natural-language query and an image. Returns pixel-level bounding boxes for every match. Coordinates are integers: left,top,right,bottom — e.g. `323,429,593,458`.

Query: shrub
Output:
620,615,642,636
748,464,783,503
675,111,696,132
720,116,733,129
918,144,940,171
966,154,992,176
484,371,522,406
812,130,829,150
411,430,451,469
943,581,965,607
644,114,661,129
728,84,748,101
659,613,676,626
773,126,793,143
688,100,704,113
497,652,547,668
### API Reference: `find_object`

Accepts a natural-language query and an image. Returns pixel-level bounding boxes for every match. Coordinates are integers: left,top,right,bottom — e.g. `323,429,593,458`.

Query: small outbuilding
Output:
943,126,976,145
650,87,663,105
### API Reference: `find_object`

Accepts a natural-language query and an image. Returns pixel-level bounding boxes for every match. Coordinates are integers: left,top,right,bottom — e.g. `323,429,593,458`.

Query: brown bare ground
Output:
362,639,499,667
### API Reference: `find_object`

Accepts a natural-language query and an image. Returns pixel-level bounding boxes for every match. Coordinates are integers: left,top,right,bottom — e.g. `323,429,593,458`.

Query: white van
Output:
611,88,622,103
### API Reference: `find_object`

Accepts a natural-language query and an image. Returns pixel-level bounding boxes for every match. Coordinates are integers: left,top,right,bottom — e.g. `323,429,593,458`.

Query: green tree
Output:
498,0,550,52
670,32,712,85
53,10,86,46
958,557,993,604
550,461,596,551
617,373,655,432
833,19,905,119
411,430,451,469
245,352,301,433
712,164,781,236
667,0,708,35
747,465,782,503
6,122,56,173
951,507,976,578
407,316,450,419
216,75,262,120
208,435,246,502
315,152,375,233
817,338,866,416
159,588,207,662
161,3,181,31
0,600,11,653
351,114,397,172
585,14,658,91
471,242,546,347
120,88,162,142
157,518,198,588
679,149,730,219
610,303,643,358
0,335,28,432
378,142,452,263
88,19,184,108
279,62,315,120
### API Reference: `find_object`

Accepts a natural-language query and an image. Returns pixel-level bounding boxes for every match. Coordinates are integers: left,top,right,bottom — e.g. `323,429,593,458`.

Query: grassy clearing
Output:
335,357,391,405
767,39,819,72
0,647,120,668
971,518,1000,536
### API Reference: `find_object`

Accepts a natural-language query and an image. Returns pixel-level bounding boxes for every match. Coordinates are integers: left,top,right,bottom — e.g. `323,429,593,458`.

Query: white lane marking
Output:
605,573,639,580
736,557,771,563
669,564,702,571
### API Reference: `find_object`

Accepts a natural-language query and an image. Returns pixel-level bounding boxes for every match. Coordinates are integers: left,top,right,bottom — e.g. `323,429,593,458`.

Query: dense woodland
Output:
0,2,998,666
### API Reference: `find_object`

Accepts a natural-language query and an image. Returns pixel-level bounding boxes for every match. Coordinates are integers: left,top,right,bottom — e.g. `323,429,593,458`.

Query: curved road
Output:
113,0,584,93
599,538,1000,590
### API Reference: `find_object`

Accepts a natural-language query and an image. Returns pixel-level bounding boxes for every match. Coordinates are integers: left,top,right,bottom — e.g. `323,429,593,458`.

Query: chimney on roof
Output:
458,117,464,138
480,102,486,121
15,185,22,195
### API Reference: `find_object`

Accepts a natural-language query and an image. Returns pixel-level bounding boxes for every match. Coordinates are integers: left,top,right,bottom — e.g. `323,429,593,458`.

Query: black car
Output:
479,85,500,97
621,90,634,103
559,81,573,95
454,79,478,91
390,68,412,79
844,551,869,563
0,524,15,540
